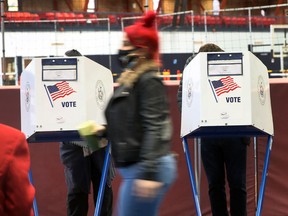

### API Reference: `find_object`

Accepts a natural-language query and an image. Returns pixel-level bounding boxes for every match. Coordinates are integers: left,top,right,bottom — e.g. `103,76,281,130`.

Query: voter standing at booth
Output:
59,49,114,216
177,43,249,216
20,40,115,216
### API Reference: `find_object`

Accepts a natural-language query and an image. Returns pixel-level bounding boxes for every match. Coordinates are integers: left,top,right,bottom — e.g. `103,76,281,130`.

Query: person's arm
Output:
4,132,35,216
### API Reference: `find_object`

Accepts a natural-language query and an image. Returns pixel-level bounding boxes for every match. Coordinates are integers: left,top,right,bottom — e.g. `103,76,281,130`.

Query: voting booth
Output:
20,56,113,216
20,56,113,142
180,51,273,216
181,51,273,137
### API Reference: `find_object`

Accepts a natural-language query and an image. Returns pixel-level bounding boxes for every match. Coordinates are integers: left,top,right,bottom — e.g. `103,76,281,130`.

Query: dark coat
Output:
105,62,173,181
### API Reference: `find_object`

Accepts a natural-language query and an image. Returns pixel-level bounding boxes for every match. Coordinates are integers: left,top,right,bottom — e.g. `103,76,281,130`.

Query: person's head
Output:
184,43,223,67
118,11,159,69
65,49,82,57
198,43,224,52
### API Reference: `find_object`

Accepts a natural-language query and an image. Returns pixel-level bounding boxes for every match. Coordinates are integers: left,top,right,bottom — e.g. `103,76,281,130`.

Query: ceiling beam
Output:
134,0,144,12
64,0,73,11
83,0,89,12
220,0,227,10
53,0,58,11
275,0,284,16
156,0,163,13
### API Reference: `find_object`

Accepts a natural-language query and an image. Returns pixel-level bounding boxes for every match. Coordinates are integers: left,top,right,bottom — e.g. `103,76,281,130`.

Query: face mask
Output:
117,49,138,70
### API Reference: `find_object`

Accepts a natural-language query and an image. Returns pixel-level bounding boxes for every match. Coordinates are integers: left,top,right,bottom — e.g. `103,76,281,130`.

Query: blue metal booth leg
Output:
28,142,111,216
94,142,111,216
28,169,39,216
182,137,202,216
182,135,273,216
256,135,273,216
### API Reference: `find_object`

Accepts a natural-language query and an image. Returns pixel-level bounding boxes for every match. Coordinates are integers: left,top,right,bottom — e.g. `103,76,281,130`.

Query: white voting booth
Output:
20,56,113,216
20,56,113,142
180,51,273,216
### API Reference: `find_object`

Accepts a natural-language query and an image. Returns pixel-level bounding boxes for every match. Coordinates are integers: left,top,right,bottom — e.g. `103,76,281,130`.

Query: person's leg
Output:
116,163,141,216
67,193,88,216
201,138,229,216
152,154,178,213
91,177,113,216
91,147,113,216
60,142,91,216
116,155,177,216
223,137,247,216
116,174,142,216
117,164,159,216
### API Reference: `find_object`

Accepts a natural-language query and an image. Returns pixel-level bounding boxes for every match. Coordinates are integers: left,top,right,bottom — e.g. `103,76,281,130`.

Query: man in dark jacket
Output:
177,43,249,216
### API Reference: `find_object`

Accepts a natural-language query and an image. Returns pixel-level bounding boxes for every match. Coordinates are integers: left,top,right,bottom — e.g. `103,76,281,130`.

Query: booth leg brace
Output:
94,142,111,216
28,169,39,216
28,142,112,216
256,135,273,216
182,135,273,216
182,137,202,216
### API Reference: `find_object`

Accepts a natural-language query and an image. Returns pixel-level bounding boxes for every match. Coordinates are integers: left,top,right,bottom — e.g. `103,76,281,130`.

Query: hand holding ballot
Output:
77,120,107,151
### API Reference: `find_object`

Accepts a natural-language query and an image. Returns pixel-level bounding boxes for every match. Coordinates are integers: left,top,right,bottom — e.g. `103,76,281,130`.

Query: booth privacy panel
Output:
20,56,113,141
180,51,273,137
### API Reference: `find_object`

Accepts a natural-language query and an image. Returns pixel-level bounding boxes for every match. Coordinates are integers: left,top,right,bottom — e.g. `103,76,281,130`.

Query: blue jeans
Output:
115,154,177,216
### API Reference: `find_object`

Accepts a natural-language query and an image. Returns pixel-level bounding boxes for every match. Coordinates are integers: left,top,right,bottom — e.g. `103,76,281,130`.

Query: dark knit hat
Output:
124,11,159,61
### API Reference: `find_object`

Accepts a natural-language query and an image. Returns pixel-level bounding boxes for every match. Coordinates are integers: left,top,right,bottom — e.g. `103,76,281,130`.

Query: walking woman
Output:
105,10,177,216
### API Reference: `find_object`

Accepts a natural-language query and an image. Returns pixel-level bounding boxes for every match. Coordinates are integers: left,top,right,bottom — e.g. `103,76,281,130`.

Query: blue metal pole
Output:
256,135,273,216
182,137,202,216
94,142,111,216
28,169,39,216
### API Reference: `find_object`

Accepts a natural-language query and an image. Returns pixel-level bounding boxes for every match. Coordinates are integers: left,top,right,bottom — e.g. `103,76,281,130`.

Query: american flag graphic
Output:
211,76,240,96
47,81,76,101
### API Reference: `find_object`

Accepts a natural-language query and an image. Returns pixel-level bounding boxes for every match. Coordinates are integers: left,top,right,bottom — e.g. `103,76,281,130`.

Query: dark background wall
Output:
87,52,280,81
